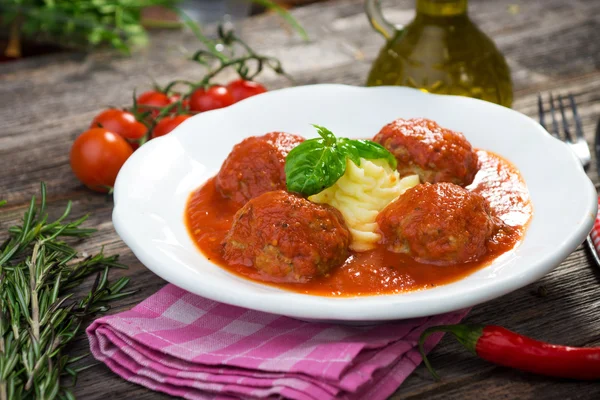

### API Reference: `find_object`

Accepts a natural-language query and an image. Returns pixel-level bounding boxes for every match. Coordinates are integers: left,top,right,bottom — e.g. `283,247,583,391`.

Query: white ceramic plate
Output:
113,84,597,322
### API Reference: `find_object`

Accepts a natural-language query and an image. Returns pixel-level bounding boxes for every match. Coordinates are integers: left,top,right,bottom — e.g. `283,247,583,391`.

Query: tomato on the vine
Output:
137,90,171,116
169,93,190,110
70,128,133,193
90,109,147,140
152,115,193,138
227,79,267,102
189,85,235,112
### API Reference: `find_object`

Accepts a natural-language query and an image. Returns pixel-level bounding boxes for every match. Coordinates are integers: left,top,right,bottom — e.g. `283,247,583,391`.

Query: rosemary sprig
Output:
0,183,135,400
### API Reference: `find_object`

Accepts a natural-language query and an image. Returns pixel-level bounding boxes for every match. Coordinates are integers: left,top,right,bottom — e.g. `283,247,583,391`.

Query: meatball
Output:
215,132,304,206
223,190,351,283
377,183,498,265
373,118,478,186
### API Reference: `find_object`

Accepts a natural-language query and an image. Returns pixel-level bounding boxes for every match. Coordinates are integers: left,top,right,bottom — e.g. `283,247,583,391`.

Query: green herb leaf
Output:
285,125,398,196
0,183,135,399
344,139,397,169
338,139,361,166
312,124,337,145
285,136,347,196
1,0,178,54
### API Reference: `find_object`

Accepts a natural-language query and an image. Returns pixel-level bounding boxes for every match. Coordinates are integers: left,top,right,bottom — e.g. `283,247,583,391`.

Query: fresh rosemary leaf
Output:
0,183,136,399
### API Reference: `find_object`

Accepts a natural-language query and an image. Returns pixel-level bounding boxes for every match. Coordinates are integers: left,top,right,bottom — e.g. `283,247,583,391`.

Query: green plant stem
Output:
0,183,134,399
134,23,291,142
175,9,227,62
251,0,309,40
30,243,41,341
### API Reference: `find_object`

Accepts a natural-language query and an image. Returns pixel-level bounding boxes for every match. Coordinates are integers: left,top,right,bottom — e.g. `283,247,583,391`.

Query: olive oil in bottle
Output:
365,0,513,107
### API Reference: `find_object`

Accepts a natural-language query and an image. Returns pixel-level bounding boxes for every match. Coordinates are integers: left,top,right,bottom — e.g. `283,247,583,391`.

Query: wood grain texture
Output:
1,0,599,398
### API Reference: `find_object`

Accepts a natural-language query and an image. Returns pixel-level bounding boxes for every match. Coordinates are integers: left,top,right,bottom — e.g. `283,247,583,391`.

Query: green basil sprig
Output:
285,125,397,196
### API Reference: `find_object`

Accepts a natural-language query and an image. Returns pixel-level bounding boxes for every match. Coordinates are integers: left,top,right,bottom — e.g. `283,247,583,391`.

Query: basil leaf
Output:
350,139,397,169
285,138,347,196
338,138,361,166
285,125,398,196
311,124,337,145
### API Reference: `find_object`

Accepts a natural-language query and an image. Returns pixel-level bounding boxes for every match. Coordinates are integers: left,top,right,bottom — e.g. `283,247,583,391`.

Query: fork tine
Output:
548,93,561,138
569,93,585,141
557,95,573,142
537,93,547,131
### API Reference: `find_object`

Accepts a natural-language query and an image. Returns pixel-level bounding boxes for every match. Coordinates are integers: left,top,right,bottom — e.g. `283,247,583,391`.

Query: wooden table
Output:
1,0,599,398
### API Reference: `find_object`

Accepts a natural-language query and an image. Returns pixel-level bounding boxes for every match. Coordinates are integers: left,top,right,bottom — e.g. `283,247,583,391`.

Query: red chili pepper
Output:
418,324,600,380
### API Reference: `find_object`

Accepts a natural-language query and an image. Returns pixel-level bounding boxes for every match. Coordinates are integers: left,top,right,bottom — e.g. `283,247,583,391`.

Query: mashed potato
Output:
309,158,419,251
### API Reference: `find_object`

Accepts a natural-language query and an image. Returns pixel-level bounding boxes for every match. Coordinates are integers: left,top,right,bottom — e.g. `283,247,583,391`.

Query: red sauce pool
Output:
185,150,532,296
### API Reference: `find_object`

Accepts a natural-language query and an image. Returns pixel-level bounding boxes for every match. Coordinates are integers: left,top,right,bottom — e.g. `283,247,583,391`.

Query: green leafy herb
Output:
0,183,135,399
0,0,180,56
1,0,308,57
342,138,397,169
285,125,398,196
285,125,347,196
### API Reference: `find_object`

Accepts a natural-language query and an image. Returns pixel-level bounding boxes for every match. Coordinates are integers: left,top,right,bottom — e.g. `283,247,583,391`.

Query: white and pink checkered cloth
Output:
87,284,467,400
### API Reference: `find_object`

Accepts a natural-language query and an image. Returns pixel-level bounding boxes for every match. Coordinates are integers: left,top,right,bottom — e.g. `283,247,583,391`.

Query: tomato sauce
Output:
185,150,532,296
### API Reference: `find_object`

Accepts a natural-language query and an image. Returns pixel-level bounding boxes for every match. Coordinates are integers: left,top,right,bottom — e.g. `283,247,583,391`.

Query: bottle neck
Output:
416,0,468,17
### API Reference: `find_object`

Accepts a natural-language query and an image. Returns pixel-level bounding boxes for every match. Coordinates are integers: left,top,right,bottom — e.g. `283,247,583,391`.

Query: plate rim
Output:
113,84,597,321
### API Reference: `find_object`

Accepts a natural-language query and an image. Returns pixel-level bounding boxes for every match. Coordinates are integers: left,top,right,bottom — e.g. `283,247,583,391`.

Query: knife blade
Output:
587,117,600,268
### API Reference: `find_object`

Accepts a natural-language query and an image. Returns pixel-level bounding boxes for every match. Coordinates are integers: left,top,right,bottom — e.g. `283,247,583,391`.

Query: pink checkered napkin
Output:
87,284,467,400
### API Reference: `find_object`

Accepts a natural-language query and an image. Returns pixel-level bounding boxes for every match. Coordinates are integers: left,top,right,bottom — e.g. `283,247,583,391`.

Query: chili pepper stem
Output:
418,324,485,380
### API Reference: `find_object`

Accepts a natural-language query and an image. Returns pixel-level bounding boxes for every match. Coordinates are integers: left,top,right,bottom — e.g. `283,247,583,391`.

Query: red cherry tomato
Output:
137,90,171,116
152,115,193,138
70,128,133,193
189,85,235,112
138,90,170,107
90,109,147,140
169,93,190,110
226,79,267,102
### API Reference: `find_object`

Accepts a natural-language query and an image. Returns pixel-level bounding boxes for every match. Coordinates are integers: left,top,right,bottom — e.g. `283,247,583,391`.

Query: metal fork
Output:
537,93,599,267
537,93,591,168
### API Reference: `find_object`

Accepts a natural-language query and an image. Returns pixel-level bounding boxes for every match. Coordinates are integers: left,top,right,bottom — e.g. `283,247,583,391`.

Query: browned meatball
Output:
373,118,478,186
377,183,498,265
215,132,304,206
223,190,351,283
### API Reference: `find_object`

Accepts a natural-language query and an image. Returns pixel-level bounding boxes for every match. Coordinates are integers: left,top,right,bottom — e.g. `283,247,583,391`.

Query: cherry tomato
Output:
137,90,171,116
227,79,267,102
169,93,190,110
70,128,133,193
189,85,235,112
90,109,147,140
152,115,193,138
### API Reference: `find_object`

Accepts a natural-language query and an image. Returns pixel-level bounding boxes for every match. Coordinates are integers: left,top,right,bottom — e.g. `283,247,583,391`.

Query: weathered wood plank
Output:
1,0,599,399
